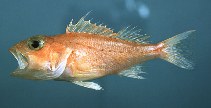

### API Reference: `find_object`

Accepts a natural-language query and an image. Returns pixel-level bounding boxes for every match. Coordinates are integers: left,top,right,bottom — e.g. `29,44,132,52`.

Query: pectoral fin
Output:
73,81,103,90
46,59,67,79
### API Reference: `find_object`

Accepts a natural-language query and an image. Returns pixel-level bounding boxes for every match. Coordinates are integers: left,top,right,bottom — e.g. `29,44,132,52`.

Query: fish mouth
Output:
9,47,66,80
9,48,28,70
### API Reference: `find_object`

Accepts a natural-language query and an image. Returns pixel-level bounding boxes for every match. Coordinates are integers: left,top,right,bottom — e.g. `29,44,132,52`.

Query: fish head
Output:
9,35,71,80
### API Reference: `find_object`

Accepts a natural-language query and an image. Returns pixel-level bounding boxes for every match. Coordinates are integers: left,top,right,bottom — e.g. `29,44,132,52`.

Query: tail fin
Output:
160,30,195,69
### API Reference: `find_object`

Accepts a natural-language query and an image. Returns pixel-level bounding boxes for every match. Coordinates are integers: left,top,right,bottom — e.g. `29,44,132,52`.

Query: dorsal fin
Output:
117,27,150,43
66,12,117,37
66,12,150,44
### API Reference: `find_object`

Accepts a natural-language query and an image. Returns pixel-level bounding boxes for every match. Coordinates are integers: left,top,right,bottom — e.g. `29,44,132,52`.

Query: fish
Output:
9,13,195,90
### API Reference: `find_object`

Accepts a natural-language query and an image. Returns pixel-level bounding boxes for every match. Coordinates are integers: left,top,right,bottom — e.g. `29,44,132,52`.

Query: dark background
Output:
0,0,210,108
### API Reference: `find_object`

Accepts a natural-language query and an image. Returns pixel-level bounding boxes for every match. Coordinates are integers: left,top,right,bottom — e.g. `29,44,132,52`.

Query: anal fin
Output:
119,65,146,79
73,81,103,90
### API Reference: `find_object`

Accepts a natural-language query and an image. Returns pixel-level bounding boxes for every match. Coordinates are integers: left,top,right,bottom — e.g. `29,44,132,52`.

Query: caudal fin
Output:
160,30,195,69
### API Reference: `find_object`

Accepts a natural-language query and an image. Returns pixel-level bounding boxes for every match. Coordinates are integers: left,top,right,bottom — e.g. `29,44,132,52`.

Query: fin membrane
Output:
66,12,117,37
66,12,149,44
160,30,195,69
117,26,150,43
119,64,145,79
73,81,103,90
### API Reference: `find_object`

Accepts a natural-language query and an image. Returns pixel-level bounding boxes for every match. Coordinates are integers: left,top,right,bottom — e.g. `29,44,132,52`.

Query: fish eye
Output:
27,35,45,50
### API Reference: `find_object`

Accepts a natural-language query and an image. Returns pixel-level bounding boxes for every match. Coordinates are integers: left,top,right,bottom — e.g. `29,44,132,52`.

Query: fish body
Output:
9,13,194,90
51,33,161,81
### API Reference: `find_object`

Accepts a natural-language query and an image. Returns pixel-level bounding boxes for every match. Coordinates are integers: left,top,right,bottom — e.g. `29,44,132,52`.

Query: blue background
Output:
0,0,210,108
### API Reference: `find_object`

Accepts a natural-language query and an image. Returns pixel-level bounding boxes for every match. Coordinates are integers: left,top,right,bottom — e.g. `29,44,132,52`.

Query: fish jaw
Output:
10,68,40,80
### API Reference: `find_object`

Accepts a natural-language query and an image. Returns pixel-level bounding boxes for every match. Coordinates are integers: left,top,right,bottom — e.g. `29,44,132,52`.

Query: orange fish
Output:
9,13,194,90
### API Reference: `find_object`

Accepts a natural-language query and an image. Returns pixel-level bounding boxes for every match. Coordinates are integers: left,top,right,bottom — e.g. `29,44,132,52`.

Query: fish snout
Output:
9,47,16,54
